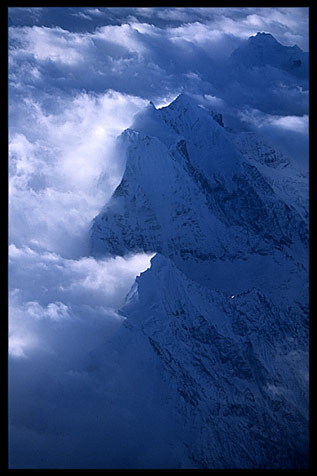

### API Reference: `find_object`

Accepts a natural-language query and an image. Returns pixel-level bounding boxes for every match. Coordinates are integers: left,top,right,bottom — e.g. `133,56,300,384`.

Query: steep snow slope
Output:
231,130,308,221
90,94,309,468
91,94,308,311
117,253,309,468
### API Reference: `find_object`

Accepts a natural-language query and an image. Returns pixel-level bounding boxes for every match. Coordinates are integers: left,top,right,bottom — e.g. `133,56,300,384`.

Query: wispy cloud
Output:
268,114,308,133
9,90,147,257
238,106,308,134
8,7,309,467
9,243,154,358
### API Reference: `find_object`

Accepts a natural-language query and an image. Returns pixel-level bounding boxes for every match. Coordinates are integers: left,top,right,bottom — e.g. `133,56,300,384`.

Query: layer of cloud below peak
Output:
8,7,309,468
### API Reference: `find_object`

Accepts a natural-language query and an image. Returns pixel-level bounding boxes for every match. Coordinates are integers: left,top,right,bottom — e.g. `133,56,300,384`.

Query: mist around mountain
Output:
88,91,308,468
9,10,309,469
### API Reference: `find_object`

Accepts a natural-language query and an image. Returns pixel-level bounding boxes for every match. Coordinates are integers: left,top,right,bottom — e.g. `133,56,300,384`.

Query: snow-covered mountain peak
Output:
159,93,199,113
132,92,224,142
131,93,242,179
231,32,308,77
91,94,308,311
250,32,301,53
89,89,309,468
157,92,222,128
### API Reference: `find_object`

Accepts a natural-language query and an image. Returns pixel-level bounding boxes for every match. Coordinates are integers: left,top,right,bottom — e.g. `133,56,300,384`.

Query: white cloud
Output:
268,114,308,133
9,26,90,65
236,106,309,170
93,23,148,55
9,243,154,358
238,106,308,135
8,23,155,373
193,93,225,109
163,7,309,50
8,8,309,357
8,9,309,467
167,21,226,46
156,8,194,22
130,5,308,51
71,11,93,21
135,7,157,18
9,245,154,309
128,21,160,37
85,8,105,17
25,301,71,321
9,89,147,257
245,14,265,28
8,9,309,350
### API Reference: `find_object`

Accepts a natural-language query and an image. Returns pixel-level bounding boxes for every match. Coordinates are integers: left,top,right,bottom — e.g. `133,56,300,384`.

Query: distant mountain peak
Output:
231,30,308,77
249,32,302,52
250,31,279,44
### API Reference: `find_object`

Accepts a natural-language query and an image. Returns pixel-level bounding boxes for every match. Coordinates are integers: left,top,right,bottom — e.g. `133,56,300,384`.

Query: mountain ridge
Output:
231,32,309,78
89,93,309,468
90,94,308,310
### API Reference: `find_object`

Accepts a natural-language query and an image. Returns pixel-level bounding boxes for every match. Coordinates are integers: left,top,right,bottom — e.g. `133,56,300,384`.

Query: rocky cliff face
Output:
90,94,309,468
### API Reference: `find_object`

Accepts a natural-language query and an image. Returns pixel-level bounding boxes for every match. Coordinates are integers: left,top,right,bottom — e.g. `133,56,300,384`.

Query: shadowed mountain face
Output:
231,32,309,78
89,94,309,468
8,13,309,469
91,94,308,309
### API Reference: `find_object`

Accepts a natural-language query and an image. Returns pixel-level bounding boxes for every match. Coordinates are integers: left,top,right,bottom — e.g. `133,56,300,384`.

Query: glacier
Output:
89,92,309,468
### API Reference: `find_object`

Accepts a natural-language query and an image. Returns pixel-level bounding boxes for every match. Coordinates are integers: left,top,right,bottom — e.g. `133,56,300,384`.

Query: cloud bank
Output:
9,7,309,167
9,89,147,257
9,244,154,358
9,7,309,50
8,6,309,468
